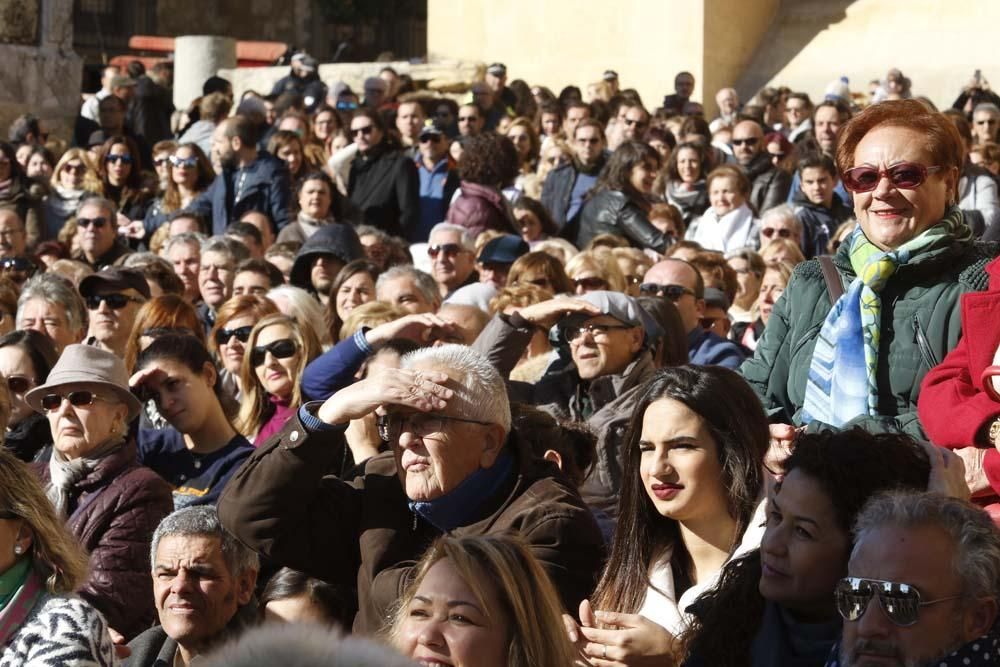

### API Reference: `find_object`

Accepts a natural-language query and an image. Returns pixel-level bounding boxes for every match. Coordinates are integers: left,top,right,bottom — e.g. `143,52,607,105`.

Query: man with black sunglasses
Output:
732,120,792,216
642,258,745,369
427,223,477,299
79,268,149,359
73,197,133,270
836,492,1000,667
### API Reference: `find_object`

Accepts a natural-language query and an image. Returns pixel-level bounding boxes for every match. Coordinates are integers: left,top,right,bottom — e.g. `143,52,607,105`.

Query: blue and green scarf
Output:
801,208,971,426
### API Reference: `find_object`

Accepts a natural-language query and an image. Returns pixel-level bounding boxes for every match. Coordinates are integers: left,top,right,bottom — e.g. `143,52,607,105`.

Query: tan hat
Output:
25,344,142,421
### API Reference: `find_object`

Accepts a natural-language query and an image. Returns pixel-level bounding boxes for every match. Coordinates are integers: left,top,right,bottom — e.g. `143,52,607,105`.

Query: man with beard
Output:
835,492,1000,667
190,115,290,236
541,119,608,230
288,224,363,306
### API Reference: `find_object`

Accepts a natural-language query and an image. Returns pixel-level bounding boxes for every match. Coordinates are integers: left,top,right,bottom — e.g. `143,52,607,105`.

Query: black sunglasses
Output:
85,293,145,310
40,390,108,412
105,154,133,165
6,375,31,394
639,283,696,301
215,325,254,346
250,338,297,367
351,125,374,136
428,243,466,259
732,137,760,147
77,216,108,229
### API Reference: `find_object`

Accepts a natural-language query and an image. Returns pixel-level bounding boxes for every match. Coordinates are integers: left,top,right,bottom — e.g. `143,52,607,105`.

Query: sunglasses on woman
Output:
40,390,110,412
169,155,198,169
215,325,254,346
761,227,793,239
572,277,608,291
250,339,297,367
841,162,941,193
105,154,133,165
835,577,961,627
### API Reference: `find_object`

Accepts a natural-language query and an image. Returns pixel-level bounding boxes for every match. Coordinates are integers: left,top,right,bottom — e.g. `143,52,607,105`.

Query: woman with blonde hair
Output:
235,313,321,444
759,236,806,267
338,301,406,341
208,295,280,401
0,448,117,664
489,283,554,383
508,250,574,295
44,147,99,239
389,535,577,667
565,249,626,293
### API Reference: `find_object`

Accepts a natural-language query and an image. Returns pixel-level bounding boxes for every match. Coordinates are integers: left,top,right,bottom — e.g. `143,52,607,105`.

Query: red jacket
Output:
920,256,1000,492
445,181,516,239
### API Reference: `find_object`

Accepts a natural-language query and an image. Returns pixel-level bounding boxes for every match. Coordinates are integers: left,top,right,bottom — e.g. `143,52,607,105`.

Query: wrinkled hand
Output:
575,600,676,667
920,441,972,501
366,312,455,346
316,367,453,425
765,423,798,476
516,298,601,329
953,446,989,498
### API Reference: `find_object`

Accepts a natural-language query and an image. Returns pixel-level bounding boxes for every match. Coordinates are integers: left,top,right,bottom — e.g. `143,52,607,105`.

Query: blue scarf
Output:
409,450,515,532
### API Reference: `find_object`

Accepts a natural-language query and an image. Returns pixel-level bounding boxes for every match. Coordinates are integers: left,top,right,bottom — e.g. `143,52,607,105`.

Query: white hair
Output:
401,344,510,434
17,273,87,333
760,203,801,234
151,506,258,578
266,284,331,347
376,265,440,307
428,222,474,252
164,231,207,256
202,625,417,667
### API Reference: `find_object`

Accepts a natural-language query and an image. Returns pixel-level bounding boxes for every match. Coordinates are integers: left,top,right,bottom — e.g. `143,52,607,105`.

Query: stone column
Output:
173,35,237,111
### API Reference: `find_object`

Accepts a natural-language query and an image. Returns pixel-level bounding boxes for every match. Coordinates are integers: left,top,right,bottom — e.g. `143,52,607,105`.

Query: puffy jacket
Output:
347,141,420,238
576,190,670,252
189,152,291,235
920,257,1000,494
34,440,173,640
740,231,998,438
446,181,516,239
217,413,605,633
745,153,792,215
540,157,606,229
960,163,1000,239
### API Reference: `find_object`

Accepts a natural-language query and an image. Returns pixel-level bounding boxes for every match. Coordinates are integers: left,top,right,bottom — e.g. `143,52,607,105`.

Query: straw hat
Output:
25,344,142,421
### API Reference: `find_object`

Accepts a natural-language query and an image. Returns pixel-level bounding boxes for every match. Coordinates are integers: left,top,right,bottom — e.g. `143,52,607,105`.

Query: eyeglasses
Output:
623,118,647,127
572,277,608,291
376,412,492,442
85,293,145,310
428,243,466,259
563,322,633,343
351,125,374,136
639,283,696,301
6,375,32,394
835,577,962,627
153,157,169,167
105,154,133,165
169,155,198,168
40,390,110,412
732,137,760,147
761,227,794,239
77,216,108,229
63,163,86,174
215,325,253,346
841,162,941,193
250,338,297,367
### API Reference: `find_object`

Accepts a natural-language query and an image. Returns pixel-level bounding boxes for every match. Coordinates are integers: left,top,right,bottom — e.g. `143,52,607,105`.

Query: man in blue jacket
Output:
189,116,291,236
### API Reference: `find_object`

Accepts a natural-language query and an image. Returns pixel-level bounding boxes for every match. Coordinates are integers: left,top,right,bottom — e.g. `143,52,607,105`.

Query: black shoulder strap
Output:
817,255,845,303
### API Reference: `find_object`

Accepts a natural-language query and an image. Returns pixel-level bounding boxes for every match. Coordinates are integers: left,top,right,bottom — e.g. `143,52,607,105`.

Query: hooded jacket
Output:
288,223,364,295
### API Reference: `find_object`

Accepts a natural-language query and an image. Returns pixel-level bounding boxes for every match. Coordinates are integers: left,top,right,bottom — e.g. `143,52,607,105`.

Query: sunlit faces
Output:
198,250,235,309
153,535,255,655
376,276,436,314
264,594,336,626
573,124,604,165
26,152,52,180
396,102,425,143
105,142,133,187
675,146,702,184
568,314,643,380
731,121,763,166
0,344,37,425
139,359,215,434
727,256,762,309
350,117,383,152
232,270,271,297
514,209,543,243
297,179,332,220
167,241,201,301
563,106,591,139
253,323,298,400
638,398,730,523
171,145,200,189
395,558,509,667
77,201,116,259
429,231,474,291
17,298,81,353
850,125,955,251
759,469,850,621
59,159,86,189
813,106,843,154
800,166,834,207
709,175,746,217
628,158,658,195
277,140,304,177
541,112,561,138
45,385,127,460
309,255,343,296
335,271,375,321
217,314,255,375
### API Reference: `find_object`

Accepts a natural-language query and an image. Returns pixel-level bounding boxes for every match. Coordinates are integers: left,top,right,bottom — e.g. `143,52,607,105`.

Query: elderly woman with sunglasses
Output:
25,344,173,641
234,313,320,444
741,100,999,468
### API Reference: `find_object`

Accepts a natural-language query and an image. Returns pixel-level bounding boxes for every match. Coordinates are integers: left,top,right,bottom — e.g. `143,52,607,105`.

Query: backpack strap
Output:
817,255,845,303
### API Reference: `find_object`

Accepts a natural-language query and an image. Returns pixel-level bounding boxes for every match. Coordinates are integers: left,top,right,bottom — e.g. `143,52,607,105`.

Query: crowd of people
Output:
2,54,1000,666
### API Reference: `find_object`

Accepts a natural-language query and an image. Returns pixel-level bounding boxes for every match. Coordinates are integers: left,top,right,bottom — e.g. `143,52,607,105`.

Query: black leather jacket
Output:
540,156,607,229
746,152,792,215
576,190,670,252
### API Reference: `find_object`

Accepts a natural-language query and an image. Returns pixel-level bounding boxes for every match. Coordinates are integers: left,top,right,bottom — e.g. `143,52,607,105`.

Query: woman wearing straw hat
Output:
26,344,173,642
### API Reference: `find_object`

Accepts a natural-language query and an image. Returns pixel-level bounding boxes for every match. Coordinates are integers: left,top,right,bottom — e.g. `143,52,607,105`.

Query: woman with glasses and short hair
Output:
234,313,320,444
507,250,573,295
143,142,214,241
44,147,100,240
733,261,795,354
25,344,173,641
0,330,58,463
742,100,993,464
0,448,118,665
565,250,626,294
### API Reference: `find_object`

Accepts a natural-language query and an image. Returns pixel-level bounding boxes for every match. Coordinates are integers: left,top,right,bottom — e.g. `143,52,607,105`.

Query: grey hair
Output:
853,491,1000,601
376,265,441,307
201,235,251,265
75,195,116,221
17,273,87,333
150,506,259,577
164,231,207,256
123,251,173,273
267,284,331,347
202,624,418,667
760,203,801,234
974,102,1000,117
401,344,510,433
428,222,474,251
355,224,390,243
724,247,766,276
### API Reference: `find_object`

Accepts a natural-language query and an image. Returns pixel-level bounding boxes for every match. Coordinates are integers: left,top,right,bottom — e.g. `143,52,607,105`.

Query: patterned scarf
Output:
802,207,970,426
45,438,124,519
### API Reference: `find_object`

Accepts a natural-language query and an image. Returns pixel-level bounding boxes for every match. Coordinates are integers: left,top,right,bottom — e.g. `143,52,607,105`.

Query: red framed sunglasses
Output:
841,162,941,193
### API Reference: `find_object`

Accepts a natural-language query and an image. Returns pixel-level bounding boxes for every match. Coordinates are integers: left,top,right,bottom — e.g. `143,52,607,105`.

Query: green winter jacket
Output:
740,235,999,439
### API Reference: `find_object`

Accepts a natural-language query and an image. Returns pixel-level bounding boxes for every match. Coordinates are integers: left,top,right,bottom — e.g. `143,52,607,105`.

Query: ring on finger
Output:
603,644,607,659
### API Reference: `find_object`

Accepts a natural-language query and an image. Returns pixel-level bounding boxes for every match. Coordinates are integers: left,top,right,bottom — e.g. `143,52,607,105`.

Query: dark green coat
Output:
740,238,999,438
